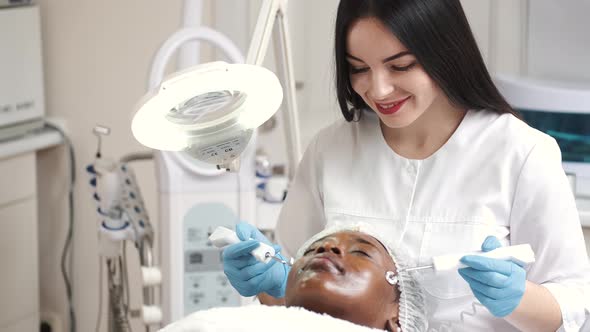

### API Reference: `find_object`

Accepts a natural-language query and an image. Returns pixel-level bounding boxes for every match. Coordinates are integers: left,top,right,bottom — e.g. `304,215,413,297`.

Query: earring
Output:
351,108,361,122
386,271,399,285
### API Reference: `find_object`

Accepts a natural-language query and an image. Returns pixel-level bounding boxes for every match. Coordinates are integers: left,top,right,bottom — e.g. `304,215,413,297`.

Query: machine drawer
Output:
0,152,36,206
0,312,39,332
0,198,39,329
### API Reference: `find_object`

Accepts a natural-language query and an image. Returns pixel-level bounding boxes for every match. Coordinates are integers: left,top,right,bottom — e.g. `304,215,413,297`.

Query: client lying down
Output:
160,223,427,332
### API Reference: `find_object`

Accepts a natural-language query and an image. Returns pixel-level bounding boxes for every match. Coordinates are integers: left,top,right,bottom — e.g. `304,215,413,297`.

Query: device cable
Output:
45,122,77,332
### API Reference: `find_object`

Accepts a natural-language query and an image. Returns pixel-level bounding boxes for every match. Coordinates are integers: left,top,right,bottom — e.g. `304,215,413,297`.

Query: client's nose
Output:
316,242,341,255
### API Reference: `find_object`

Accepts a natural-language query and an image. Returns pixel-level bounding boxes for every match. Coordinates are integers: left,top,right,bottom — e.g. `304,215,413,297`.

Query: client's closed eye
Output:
352,250,371,257
303,248,316,256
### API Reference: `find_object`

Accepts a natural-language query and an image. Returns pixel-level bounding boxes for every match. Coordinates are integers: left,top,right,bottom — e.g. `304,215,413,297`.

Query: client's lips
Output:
304,254,344,274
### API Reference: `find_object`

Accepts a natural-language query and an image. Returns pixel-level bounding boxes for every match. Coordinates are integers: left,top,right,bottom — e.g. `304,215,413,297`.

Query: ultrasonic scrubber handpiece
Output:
209,226,276,264
400,244,536,273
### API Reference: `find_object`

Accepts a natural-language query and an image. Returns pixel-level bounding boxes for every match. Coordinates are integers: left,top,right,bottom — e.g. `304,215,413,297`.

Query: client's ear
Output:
385,302,399,331
385,319,400,332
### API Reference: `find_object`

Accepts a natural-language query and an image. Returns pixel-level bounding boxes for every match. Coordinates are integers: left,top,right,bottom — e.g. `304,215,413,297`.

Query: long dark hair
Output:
335,0,516,122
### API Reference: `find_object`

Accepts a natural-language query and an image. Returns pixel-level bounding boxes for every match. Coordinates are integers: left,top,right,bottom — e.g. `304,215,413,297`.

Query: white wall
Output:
527,0,590,81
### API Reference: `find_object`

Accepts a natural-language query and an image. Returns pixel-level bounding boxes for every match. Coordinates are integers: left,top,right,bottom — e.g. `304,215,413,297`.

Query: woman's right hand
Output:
222,222,290,298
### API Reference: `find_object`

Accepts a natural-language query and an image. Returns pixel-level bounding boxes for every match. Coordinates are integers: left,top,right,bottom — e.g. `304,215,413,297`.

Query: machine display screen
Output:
189,252,203,264
185,249,222,272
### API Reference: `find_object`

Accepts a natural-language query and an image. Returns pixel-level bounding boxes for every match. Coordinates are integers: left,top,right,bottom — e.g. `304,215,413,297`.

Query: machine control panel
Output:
183,203,241,314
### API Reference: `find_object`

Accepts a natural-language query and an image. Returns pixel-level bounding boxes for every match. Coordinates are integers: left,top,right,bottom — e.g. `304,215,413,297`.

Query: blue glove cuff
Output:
264,253,290,298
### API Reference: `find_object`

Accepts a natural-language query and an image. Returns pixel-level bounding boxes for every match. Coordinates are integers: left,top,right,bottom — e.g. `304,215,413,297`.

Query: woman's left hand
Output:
458,236,526,317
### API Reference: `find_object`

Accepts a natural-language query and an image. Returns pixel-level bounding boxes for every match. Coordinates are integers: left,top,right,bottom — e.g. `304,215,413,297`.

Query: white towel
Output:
159,305,387,332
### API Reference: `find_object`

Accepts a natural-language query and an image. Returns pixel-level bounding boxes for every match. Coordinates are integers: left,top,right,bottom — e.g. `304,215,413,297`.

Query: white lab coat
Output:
275,109,590,331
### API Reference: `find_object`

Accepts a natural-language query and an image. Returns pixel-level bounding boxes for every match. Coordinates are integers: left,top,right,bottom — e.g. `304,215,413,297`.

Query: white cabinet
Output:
0,128,61,332
0,152,39,332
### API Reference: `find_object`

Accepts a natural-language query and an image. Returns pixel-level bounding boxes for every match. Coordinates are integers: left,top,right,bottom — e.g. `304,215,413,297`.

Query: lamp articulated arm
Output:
247,0,302,181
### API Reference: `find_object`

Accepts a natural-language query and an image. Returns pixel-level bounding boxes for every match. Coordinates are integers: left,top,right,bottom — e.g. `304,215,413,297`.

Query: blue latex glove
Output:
458,236,526,317
222,222,290,298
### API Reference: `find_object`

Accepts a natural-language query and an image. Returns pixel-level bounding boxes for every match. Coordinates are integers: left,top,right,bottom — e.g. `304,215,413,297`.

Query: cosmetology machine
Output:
495,75,590,199
0,4,45,141
88,126,161,332
131,0,302,325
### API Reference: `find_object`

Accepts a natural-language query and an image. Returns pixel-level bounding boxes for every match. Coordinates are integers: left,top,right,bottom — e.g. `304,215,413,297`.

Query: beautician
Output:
222,0,590,330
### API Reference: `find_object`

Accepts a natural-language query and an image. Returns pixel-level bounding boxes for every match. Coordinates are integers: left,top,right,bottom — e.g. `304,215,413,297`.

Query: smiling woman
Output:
220,0,590,330
285,222,427,332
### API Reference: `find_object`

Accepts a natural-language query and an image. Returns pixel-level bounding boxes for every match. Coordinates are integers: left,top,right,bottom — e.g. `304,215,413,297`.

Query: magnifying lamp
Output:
132,0,301,174
132,61,282,171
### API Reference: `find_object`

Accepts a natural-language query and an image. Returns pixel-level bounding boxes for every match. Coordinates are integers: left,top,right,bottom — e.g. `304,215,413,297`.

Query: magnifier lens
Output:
165,90,247,125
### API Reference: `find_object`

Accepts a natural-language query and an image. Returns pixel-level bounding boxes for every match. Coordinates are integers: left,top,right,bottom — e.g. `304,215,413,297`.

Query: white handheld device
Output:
402,244,536,273
208,226,276,264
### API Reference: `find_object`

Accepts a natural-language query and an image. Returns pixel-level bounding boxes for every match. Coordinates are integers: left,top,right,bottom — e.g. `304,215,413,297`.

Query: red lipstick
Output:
375,96,411,115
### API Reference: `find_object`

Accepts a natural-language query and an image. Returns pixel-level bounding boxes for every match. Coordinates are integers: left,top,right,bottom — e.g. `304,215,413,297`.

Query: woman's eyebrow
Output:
382,51,412,63
346,51,412,64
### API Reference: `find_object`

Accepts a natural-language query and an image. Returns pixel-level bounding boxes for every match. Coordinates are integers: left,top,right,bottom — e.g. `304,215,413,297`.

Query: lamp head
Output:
132,61,283,171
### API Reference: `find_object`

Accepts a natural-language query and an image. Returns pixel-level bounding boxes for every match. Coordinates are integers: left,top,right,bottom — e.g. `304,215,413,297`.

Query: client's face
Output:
284,231,399,331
